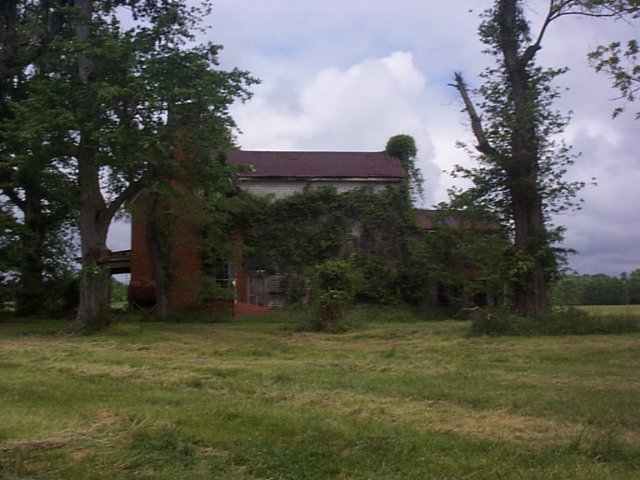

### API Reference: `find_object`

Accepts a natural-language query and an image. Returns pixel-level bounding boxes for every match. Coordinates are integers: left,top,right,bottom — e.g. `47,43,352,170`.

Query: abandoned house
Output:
126,150,407,312
120,146,501,313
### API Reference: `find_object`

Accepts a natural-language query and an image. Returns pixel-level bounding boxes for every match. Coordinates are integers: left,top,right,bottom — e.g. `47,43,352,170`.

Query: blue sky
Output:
108,0,640,275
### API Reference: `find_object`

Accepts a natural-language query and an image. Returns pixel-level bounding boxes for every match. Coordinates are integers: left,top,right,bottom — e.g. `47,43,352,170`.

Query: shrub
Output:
42,273,79,318
315,290,350,332
313,260,354,332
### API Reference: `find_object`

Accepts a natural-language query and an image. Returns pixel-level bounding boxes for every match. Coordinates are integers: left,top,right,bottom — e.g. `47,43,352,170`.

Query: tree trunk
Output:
0,0,17,89
16,193,46,315
74,205,111,332
510,181,550,315
75,255,111,332
500,0,550,316
72,132,112,331
70,0,113,332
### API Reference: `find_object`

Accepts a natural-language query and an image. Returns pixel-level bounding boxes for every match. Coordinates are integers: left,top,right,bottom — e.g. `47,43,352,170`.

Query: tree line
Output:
553,270,640,305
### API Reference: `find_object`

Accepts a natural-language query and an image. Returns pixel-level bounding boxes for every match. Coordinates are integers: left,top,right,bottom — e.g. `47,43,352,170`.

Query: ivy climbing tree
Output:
385,134,424,201
452,0,637,316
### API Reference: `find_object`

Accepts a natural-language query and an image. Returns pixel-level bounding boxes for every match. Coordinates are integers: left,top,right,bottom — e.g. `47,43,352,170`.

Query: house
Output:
127,150,406,312
124,149,502,313
227,150,405,199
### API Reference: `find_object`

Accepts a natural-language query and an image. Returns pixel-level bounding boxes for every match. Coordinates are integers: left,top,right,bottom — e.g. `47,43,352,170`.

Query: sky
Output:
108,0,640,276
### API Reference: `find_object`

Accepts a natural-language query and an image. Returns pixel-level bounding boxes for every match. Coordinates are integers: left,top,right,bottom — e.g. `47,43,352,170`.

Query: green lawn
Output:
1,311,639,479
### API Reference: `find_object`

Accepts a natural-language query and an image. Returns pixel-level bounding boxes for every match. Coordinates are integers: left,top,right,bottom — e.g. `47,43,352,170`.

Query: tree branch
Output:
548,0,638,21
1,186,24,211
523,0,639,67
100,177,145,227
452,72,500,158
522,1,558,66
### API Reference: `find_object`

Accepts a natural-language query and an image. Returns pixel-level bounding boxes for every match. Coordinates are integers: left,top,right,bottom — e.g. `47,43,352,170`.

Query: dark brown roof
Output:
227,150,405,179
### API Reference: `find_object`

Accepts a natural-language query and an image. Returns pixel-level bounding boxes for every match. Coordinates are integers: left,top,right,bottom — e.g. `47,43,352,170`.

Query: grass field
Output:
1,309,639,479
577,304,640,315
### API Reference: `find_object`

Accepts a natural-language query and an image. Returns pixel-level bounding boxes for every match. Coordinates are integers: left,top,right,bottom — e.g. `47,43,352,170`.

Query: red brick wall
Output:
167,189,204,310
128,193,156,306
128,185,205,311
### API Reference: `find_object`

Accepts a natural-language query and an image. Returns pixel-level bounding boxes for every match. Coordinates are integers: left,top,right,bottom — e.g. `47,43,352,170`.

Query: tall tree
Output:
66,0,255,331
452,0,634,316
0,1,253,327
0,0,77,314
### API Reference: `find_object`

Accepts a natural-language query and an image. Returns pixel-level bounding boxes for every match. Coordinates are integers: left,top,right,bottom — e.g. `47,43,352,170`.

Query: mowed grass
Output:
1,310,639,479
577,304,640,315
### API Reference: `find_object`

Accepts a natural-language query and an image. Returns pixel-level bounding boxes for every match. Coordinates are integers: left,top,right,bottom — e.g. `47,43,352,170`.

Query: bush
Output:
313,260,354,332
42,273,79,318
315,290,350,332
470,307,640,336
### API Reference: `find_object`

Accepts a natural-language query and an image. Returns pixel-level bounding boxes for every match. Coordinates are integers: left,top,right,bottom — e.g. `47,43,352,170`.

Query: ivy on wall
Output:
236,186,507,307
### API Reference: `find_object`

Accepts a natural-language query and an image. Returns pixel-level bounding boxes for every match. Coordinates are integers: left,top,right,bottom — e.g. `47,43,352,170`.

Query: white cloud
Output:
232,51,442,204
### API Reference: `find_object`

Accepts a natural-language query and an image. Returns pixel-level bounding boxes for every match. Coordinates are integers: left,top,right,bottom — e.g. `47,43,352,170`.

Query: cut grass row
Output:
1,310,639,479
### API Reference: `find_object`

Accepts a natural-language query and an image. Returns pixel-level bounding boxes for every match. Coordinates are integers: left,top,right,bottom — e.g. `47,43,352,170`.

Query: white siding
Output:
239,179,400,199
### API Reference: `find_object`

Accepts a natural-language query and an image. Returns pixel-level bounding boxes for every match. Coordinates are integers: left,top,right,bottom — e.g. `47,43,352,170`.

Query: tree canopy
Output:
0,1,257,328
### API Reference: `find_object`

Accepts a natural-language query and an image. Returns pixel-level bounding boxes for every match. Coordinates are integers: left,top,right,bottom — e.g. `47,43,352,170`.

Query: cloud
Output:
232,51,442,204
207,0,492,76
558,110,640,275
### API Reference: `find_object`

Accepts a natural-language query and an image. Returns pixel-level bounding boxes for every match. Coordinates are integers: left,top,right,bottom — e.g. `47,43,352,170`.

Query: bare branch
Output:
549,0,639,21
452,72,500,158
522,1,559,66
